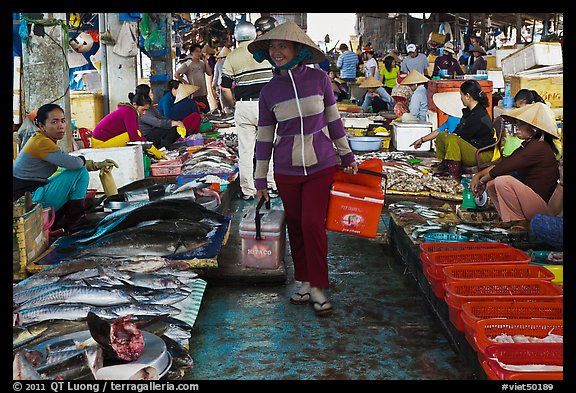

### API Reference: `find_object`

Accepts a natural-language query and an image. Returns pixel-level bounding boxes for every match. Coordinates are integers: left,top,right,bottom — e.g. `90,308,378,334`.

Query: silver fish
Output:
132,289,191,305
93,303,181,318
14,304,95,327
17,286,132,311
13,279,85,306
13,350,43,380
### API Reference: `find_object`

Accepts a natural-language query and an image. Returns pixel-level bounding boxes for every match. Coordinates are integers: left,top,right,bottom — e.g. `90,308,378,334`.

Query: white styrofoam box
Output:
392,120,433,151
487,70,505,90
70,145,145,192
501,42,563,76
495,49,517,68
342,117,372,129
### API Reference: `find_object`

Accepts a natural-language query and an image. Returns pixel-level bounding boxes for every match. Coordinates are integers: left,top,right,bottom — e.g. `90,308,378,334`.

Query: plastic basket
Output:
444,280,563,332
461,301,564,351
419,242,513,265
150,160,182,177
473,318,563,362
422,232,469,243
426,248,531,277
481,343,563,380
443,264,556,283
419,241,512,254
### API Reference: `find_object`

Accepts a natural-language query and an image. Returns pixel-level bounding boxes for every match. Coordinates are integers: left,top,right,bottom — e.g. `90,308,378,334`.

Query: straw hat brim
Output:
247,21,326,64
400,70,429,85
501,102,559,138
175,84,200,104
441,44,455,54
467,45,486,55
359,76,383,88
432,92,464,118
202,45,216,55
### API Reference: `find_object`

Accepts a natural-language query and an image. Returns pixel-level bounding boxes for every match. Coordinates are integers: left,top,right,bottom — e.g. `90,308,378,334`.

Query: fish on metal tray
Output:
13,325,49,350
13,350,43,380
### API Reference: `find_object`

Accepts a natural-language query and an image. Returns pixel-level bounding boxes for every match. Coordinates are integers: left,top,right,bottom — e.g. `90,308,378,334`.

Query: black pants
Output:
144,127,181,149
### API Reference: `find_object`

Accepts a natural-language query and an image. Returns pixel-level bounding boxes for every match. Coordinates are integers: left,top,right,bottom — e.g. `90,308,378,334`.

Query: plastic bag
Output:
144,28,165,52
113,21,138,57
140,13,151,37
17,116,39,150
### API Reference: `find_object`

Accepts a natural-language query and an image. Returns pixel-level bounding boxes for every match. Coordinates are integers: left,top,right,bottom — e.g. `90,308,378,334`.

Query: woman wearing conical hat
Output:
471,102,561,232
358,76,396,113
167,83,203,132
399,69,429,121
248,20,358,316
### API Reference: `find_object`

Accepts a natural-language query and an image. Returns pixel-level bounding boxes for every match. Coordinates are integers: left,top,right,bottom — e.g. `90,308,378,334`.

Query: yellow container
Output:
70,91,104,130
380,137,391,150
509,74,563,108
13,203,48,278
543,265,563,286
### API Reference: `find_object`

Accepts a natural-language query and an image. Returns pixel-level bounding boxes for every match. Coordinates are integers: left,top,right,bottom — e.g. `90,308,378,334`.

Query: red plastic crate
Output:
424,264,446,298
443,264,556,283
151,160,182,176
444,279,563,332
461,301,564,351
473,318,563,363
481,343,563,380
419,241,512,254
426,248,531,277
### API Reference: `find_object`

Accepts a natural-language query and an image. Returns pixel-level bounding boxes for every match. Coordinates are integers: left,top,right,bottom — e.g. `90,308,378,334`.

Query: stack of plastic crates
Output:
444,279,563,333
460,301,563,351
419,244,528,299
481,343,563,380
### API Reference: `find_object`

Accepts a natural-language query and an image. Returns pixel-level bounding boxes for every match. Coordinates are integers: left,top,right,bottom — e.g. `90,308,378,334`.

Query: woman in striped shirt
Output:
249,21,358,316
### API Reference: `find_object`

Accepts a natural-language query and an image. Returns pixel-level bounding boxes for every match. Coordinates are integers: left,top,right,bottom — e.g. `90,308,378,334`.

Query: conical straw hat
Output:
359,76,383,88
247,21,326,64
400,70,429,85
501,102,559,138
217,46,231,58
432,92,464,118
175,83,200,104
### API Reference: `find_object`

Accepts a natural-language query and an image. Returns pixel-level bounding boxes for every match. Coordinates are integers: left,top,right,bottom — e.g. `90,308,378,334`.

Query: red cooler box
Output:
326,181,385,238
239,198,286,269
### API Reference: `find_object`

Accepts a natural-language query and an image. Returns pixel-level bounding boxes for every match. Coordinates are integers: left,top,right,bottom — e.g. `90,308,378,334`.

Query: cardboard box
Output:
326,182,385,239
239,205,286,269
501,42,563,76
70,146,144,192
391,120,433,151
486,55,497,70
428,32,446,45
70,91,104,130
509,73,563,108
13,203,48,277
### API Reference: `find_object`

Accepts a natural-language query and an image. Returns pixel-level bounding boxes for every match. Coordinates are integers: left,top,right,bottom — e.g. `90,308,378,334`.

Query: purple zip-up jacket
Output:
254,65,355,190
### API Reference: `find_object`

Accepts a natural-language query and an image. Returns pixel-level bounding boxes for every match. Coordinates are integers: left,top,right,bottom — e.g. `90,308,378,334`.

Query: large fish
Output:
13,350,43,380
74,227,211,258
14,304,96,327
16,286,133,311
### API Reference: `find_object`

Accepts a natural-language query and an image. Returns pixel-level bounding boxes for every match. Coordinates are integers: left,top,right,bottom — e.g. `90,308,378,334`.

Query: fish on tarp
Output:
14,304,96,327
73,227,211,258
13,279,85,306
16,286,133,311
131,288,191,305
92,303,181,319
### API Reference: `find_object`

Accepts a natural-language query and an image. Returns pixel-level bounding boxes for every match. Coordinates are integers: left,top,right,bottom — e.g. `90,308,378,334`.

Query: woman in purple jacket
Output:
249,21,358,316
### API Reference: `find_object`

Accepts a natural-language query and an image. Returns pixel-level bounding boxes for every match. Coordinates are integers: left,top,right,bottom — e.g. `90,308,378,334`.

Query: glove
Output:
176,126,187,138
85,159,119,172
147,145,166,160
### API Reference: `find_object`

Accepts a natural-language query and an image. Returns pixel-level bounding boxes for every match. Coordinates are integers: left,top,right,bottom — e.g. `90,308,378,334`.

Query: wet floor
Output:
185,195,476,380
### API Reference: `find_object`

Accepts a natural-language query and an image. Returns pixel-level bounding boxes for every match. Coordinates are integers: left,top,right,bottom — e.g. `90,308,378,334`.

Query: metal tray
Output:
29,330,172,378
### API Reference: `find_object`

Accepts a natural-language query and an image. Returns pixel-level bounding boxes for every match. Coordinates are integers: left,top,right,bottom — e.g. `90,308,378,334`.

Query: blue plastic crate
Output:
423,232,469,243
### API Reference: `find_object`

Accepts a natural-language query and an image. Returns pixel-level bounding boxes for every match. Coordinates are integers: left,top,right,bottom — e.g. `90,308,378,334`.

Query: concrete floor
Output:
185,192,478,380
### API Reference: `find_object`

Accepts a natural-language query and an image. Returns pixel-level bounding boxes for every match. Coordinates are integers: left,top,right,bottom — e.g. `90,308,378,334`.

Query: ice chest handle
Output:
255,196,271,240
337,165,388,189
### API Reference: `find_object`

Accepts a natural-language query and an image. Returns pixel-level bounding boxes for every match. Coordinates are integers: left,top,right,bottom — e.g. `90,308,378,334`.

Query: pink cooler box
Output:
239,199,286,269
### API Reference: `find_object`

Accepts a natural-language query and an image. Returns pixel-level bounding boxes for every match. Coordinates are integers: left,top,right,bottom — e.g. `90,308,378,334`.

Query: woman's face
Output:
191,47,202,60
460,91,474,108
269,40,297,68
134,103,150,117
514,98,528,108
513,120,536,139
39,109,66,140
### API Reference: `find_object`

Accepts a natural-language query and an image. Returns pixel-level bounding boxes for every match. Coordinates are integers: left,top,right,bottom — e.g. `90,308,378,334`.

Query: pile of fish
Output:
13,255,202,380
56,196,228,260
180,140,237,176
389,201,517,242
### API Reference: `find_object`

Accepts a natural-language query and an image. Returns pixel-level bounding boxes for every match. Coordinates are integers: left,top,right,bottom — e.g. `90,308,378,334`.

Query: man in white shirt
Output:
400,44,429,77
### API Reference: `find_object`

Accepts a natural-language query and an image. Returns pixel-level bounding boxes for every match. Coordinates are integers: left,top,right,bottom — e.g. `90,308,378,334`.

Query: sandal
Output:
289,292,310,305
312,300,333,316
508,225,529,233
